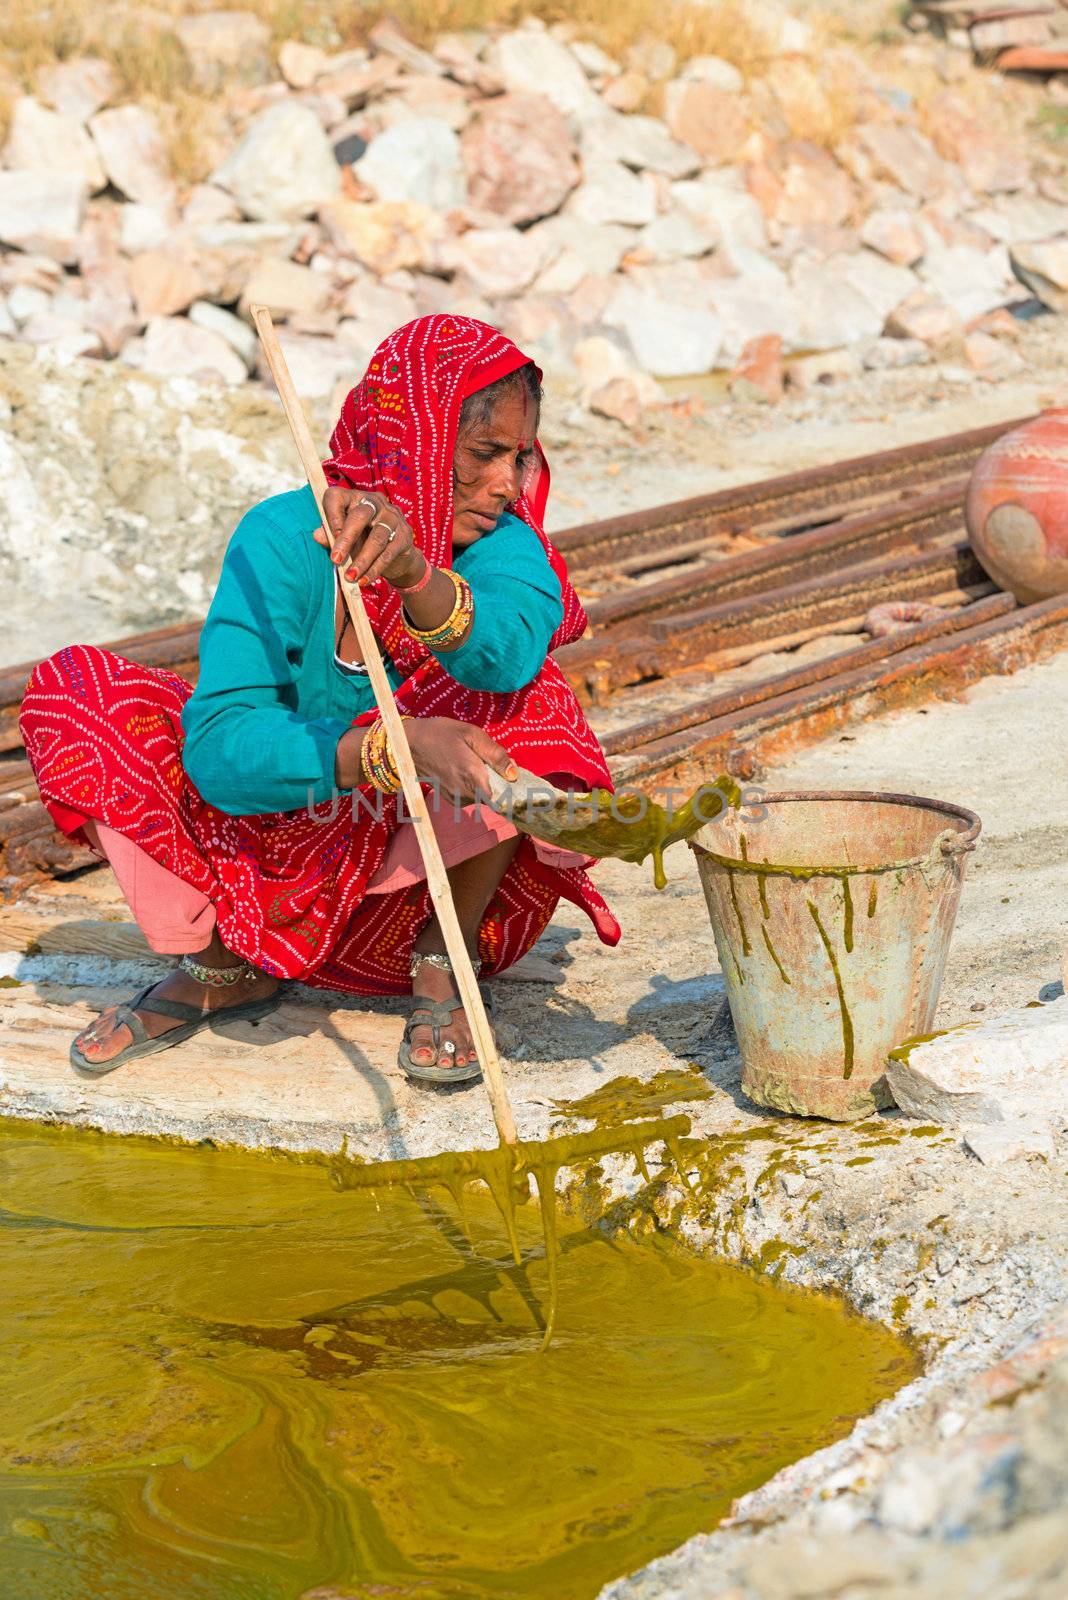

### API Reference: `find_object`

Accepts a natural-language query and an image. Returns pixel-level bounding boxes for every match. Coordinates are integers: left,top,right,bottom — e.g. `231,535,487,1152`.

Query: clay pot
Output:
965,409,1068,603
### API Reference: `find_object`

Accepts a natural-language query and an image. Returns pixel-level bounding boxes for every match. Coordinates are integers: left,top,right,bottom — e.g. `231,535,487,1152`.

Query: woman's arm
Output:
438,517,563,693
182,495,349,816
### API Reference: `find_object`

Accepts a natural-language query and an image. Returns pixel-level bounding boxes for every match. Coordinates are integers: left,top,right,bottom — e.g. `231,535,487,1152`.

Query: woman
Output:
20,315,619,1085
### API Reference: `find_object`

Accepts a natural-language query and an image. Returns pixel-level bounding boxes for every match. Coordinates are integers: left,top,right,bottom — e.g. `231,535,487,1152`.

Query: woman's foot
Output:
407,949,481,1071
73,953,280,1068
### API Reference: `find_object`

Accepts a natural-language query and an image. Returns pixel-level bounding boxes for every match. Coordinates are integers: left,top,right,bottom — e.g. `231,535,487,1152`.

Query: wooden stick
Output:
250,305,518,1147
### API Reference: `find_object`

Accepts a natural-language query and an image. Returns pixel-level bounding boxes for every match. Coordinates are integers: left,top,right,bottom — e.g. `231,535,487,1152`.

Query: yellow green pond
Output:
0,1121,918,1600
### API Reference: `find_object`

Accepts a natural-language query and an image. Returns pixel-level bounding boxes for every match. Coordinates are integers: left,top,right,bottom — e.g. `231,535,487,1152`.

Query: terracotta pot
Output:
965,409,1068,603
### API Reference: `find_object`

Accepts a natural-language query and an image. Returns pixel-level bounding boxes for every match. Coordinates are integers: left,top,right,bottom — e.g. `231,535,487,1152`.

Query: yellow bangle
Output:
404,570,473,647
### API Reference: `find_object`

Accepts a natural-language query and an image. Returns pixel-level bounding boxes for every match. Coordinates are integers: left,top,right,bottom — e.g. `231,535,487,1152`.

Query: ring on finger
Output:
372,517,398,543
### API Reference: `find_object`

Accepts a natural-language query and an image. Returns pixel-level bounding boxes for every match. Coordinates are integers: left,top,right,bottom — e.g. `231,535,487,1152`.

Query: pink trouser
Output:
86,809,578,958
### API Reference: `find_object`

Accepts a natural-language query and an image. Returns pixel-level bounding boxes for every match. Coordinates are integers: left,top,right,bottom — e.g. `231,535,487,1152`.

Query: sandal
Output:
400,951,496,1087
70,966,283,1078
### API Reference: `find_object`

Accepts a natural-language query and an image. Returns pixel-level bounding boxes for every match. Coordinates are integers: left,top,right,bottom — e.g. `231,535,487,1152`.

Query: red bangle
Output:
394,555,432,595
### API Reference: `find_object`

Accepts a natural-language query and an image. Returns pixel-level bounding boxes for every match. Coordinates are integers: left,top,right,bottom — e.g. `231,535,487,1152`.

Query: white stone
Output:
604,281,723,376
917,242,1013,323
175,11,272,91
182,184,240,228
963,1120,1056,1165
0,296,15,338
190,220,304,302
356,117,466,211
637,208,715,262
1009,237,1068,313
239,257,330,320
706,274,802,363
35,56,118,123
681,55,744,92
671,175,768,258
886,997,1068,1127
3,96,106,190
7,284,51,326
319,199,444,276
489,28,601,119
791,258,884,349
90,105,174,206
0,171,87,265
569,39,619,78
124,316,248,384
564,161,657,228
338,277,418,342
581,111,700,179
255,328,353,398
830,251,920,322
528,219,635,293
862,337,931,369
213,102,341,222
188,300,257,369
119,202,178,256
970,195,1068,246
445,226,548,298
278,39,331,89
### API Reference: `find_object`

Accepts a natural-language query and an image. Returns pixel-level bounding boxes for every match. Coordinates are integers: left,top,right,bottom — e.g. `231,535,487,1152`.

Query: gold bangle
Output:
404,570,473,647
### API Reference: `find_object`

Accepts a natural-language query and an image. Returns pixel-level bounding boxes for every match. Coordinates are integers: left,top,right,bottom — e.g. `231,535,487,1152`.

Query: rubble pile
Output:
2,4,1068,422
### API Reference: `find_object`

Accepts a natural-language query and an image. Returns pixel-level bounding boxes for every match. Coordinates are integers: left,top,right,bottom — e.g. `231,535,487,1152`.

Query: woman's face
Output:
452,384,539,547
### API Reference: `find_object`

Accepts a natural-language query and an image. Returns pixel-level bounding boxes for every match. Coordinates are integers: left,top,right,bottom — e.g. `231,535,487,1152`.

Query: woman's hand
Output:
314,486,425,589
406,718,518,804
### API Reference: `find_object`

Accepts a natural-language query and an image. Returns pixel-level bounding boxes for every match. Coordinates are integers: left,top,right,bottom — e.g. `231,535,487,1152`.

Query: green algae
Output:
0,1119,919,1600
807,900,855,1079
550,1066,715,1125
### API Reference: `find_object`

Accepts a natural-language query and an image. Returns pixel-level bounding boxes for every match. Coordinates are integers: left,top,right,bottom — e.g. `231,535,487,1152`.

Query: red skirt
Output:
19,646,620,995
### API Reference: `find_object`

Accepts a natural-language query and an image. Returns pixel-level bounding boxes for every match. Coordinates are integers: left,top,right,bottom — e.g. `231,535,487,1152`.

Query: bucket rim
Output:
687,789,982,878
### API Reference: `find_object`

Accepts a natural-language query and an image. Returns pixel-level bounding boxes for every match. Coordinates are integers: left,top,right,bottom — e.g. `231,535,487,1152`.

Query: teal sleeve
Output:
441,517,563,693
181,500,349,816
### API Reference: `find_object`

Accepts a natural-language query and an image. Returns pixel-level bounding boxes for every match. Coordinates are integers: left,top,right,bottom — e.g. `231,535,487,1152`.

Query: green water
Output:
0,1121,918,1600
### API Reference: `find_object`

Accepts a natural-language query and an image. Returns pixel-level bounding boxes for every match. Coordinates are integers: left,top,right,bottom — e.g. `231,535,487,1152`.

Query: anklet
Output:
410,950,481,978
180,954,257,987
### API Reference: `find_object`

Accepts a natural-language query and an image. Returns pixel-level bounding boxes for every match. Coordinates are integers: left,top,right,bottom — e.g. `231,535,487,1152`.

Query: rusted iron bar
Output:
562,542,984,703
586,485,966,632
554,417,1026,573
613,593,1068,787
601,592,1015,756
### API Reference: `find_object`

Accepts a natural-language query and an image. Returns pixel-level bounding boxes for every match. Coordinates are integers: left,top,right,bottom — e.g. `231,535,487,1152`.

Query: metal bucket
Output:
688,791,981,1121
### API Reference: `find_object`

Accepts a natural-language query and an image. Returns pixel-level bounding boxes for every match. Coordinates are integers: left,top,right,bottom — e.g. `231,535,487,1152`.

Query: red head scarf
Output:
322,314,587,679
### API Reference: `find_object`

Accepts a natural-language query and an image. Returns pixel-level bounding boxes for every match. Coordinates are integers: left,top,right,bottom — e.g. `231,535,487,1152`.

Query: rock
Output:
861,208,925,267
972,195,1067,246
765,58,838,146
862,336,931,369
213,102,341,222
602,71,647,113
255,328,353,398
917,242,1013,323
356,117,466,211
963,1120,1056,1165
587,375,650,427
885,289,961,345
706,272,801,363
90,105,174,206
681,55,744,92
785,348,861,389
604,281,723,376
925,89,1029,195
529,219,635,294
278,40,330,90
1009,238,1068,314
637,208,714,262
791,258,884,349
368,19,445,78
564,161,657,228
886,998,1068,1127
380,75,472,134
445,226,547,298
461,94,579,227
238,257,330,320
188,220,303,303
489,28,600,120
964,330,1008,371
663,81,751,165
582,111,700,180
625,38,677,82
672,176,768,259
129,250,205,319
3,96,106,190
857,124,965,203
433,32,498,93
0,172,88,265
338,278,418,347
572,333,631,394
18,311,103,360
752,142,856,232
830,250,920,322
35,56,118,123
730,333,784,403
119,202,177,256
174,11,271,91
124,316,248,384
569,39,619,80
188,299,257,369
319,198,444,276
314,54,397,108
182,184,240,227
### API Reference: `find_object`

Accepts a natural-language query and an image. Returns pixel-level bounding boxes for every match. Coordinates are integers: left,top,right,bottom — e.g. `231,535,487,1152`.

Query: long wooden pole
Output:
250,305,518,1147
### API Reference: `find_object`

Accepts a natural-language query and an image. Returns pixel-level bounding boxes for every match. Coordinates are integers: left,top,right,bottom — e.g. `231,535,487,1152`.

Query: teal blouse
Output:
181,486,564,817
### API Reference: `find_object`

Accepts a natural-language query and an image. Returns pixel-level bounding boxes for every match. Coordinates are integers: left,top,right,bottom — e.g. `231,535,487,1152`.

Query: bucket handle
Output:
936,827,977,858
